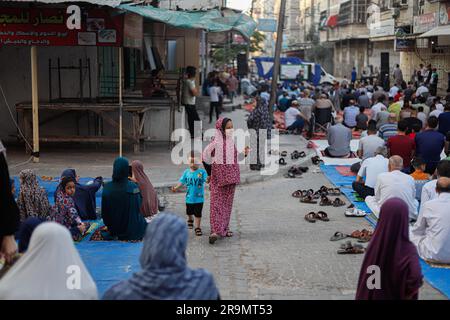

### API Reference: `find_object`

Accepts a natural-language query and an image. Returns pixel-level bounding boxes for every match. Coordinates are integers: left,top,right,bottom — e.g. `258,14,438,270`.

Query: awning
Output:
4,0,122,6
118,4,257,39
419,25,450,38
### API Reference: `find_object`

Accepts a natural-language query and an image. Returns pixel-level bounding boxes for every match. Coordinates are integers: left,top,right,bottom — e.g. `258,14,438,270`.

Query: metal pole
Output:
31,46,40,163
268,0,287,117
119,47,123,157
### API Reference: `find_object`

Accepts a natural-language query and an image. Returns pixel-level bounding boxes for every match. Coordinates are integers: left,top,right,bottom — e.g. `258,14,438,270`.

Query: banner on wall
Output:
123,13,143,48
0,7,123,46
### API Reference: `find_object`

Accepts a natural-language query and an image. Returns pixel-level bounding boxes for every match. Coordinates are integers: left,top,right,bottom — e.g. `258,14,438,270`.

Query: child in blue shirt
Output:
172,152,208,236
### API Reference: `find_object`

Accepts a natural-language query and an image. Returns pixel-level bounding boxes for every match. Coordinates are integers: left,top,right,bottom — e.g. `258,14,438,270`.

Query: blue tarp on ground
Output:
320,164,450,299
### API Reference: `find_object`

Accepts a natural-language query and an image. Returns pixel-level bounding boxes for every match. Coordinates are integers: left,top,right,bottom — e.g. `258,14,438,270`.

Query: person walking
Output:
202,118,249,244
182,66,200,138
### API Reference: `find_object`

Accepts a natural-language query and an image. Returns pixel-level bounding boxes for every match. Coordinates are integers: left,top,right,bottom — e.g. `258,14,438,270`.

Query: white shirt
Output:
421,180,437,204
410,193,450,263
285,107,301,127
183,79,196,105
358,155,389,189
374,170,418,219
430,109,443,118
209,86,222,103
416,86,429,97
389,86,400,98
371,102,384,120
417,112,427,128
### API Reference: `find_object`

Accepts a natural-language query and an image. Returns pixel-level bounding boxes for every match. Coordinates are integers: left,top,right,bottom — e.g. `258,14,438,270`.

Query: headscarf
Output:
17,169,51,222
101,157,147,241
102,213,219,300
131,160,158,217
0,222,98,300
247,95,272,137
355,198,423,300
202,118,240,187
55,169,102,220
18,217,44,253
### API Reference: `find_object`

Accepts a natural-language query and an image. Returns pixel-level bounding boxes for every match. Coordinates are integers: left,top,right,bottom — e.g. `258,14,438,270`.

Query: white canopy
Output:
419,25,450,38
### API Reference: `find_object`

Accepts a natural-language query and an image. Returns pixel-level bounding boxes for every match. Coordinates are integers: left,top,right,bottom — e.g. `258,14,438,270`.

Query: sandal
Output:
187,220,194,229
345,207,367,217
209,234,218,244
292,190,304,198
304,212,317,223
300,195,318,204
316,211,330,222
298,151,306,158
195,228,203,236
332,198,346,207
226,231,233,237
298,166,309,173
337,242,365,254
277,157,287,165
291,150,300,159
330,231,349,241
280,151,288,157
319,195,333,206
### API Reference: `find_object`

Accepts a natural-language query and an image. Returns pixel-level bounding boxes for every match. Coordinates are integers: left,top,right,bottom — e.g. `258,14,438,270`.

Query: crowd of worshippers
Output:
0,146,220,299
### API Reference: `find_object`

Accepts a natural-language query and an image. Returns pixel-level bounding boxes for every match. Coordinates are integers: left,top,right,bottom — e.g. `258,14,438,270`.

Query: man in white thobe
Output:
365,155,418,220
410,177,450,263
421,160,450,204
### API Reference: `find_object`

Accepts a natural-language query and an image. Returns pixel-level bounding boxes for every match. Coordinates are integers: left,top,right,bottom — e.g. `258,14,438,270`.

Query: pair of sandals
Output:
291,150,306,160
319,195,346,207
311,155,323,165
187,220,202,236
304,211,329,223
337,241,366,254
292,189,314,199
285,166,309,178
319,186,341,196
330,229,373,243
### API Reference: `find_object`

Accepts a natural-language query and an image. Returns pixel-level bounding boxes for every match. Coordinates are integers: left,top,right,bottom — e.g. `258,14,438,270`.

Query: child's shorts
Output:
186,203,203,218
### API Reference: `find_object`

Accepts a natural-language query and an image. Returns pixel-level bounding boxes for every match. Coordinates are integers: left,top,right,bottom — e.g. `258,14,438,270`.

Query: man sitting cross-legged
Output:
410,177,450,264
352,147,389,199
365,155,418,220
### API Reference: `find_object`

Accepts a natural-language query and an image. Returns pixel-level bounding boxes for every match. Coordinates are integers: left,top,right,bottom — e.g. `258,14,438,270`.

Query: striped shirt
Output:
379,123,398,141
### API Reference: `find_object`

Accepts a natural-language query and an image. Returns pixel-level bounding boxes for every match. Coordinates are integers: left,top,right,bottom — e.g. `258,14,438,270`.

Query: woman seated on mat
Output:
130,160,158,219
17,169,52,222
355,198,423,300
56,169,103,220
101,157,147,241
0,222,98,300
52,176,89,241
102,213,220,300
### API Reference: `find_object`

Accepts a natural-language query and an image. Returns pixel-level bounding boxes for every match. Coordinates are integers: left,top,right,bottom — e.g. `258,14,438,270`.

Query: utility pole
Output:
268,0,287,116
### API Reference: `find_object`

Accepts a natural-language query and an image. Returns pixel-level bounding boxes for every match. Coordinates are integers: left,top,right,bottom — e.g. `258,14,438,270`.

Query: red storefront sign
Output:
0,7,123,46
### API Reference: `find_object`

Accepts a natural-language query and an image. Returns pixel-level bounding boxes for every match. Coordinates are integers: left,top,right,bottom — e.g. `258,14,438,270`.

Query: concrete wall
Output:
368,40,400,76
334,39,368,79
0,46,99,140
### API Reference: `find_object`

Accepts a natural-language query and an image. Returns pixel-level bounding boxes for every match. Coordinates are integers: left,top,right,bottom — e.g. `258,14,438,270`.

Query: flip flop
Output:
277,157,287,165
316,211,330,222
304,212,317,223
280,151,288,157
330,232,349,241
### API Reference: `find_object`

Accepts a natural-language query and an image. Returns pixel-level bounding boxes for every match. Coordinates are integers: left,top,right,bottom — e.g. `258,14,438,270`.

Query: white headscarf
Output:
0,222,98,300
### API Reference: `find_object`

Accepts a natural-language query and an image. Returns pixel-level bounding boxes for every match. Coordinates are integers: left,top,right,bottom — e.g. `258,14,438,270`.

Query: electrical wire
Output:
0,82,34,168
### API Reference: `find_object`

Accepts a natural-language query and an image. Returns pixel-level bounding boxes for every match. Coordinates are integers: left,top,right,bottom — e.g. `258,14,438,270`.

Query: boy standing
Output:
172,152,208,236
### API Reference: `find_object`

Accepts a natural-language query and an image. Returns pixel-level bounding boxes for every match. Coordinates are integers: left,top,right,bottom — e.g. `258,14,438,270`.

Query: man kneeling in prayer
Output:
410,177,450,264
365,155,418,220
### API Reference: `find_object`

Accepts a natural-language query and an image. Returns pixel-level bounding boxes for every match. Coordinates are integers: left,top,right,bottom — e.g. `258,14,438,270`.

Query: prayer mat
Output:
89,226,142,243
335,166,357,177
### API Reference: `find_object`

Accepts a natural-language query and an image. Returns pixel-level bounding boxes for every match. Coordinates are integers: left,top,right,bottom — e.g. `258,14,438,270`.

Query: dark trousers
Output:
209,102,220,123
286,118,305,132
185,104,200,138
350,161,361,174
352,181,375,199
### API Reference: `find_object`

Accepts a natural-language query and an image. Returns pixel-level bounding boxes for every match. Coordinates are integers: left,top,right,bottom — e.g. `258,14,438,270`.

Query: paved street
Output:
165,172,446,300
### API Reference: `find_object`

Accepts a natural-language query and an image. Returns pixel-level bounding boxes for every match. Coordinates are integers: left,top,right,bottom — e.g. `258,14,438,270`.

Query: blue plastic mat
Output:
319,164,357,186
321,164,450,299
77,241,143,297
